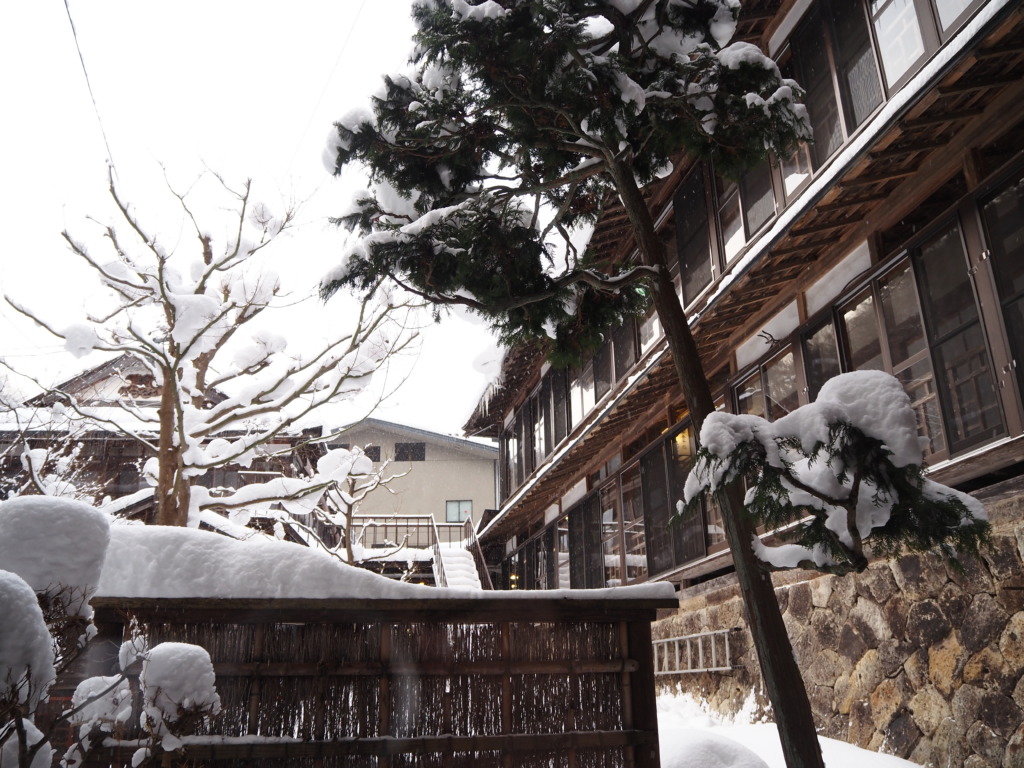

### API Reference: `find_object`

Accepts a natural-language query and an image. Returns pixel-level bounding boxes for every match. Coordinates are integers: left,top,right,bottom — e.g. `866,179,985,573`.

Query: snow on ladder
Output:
652,628,740,675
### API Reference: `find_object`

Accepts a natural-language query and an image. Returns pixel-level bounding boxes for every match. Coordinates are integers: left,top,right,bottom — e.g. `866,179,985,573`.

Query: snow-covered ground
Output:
657,692,916,768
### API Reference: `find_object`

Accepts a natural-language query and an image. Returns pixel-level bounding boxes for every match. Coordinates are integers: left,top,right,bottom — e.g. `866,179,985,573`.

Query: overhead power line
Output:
62,0,118,177
284,0,371,178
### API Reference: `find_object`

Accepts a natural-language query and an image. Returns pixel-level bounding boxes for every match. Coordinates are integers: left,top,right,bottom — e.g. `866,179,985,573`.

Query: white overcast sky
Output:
0,0,501,436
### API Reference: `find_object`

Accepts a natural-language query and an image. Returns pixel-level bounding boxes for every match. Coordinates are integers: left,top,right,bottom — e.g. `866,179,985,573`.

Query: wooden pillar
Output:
627,618,660,768
501,622,514,768
379,623,392,768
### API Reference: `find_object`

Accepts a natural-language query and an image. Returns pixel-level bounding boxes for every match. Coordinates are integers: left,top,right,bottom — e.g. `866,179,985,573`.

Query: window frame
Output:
445,499,472,524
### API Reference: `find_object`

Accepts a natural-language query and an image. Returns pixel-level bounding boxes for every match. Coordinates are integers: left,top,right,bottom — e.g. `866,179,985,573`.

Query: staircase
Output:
434,545,482,589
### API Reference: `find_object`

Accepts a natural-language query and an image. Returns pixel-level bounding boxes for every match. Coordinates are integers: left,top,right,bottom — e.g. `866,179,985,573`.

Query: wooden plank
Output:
86,730,657,763
207,658,640,677
816,191,890,213
839,167,919,188
91,596,675,626
938,72,1024,96
901,105,985,129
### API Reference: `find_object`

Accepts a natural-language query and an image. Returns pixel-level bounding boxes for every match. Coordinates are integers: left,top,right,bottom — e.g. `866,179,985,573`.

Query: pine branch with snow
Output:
681,371,991,575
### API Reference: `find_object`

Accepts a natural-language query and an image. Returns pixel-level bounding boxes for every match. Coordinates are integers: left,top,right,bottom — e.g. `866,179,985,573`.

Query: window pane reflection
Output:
871,0,925,86
804,321,842,401
842,290,884,371
764,351,799,420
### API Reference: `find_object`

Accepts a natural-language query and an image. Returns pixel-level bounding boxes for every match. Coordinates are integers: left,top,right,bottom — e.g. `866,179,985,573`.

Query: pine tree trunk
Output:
608,160,825,768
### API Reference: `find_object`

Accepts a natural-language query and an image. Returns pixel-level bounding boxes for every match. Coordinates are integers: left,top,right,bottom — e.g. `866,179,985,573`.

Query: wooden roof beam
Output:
902,106,986,129
938,72,1024,96
840,167,919,188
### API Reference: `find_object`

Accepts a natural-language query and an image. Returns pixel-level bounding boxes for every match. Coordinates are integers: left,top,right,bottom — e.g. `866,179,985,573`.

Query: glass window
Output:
934,0,975,31
594,342,612,401
832,1,884,129
790,1,882,168
878,263,945,456
549,368,569,446
676,166,714,305
764,350,800,420
735,370,766,417
740,160,777,237
803,320,842,401
556,516,571,588
782,143,814,200
667,425,710,560
878,263,927,362
791,6,844,168
612,319,637,381
394,442,425,461
715,173,744,262
841,289,884,371
600,482,623,587
870,0,926,86
445,500,472,523
981,173,1024,402
915,221,1004,452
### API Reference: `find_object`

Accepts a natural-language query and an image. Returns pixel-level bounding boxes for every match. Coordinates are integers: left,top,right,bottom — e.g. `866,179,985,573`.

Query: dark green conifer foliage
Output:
682,419,991,576
323,0,808,365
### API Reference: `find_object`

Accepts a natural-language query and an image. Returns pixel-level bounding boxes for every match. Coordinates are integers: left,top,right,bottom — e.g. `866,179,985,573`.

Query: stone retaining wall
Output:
654,477,1024,768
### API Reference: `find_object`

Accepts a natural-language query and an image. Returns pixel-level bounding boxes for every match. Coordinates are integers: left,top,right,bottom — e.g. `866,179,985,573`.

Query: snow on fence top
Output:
96,522,676,603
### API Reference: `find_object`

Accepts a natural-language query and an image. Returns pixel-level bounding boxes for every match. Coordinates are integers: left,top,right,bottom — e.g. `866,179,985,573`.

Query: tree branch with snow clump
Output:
5,168,421,527
681,371,991,575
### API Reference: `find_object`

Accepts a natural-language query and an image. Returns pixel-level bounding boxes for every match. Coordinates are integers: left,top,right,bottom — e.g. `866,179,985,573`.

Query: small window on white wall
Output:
446,500,472,523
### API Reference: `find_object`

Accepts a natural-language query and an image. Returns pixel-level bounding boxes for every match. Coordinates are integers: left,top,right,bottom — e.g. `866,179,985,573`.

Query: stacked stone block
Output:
654,478,1024,767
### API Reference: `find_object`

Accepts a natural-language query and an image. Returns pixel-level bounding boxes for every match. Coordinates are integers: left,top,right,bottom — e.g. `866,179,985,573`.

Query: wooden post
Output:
246,624,264,736
627,618,660,768
500,622,513,768
379,623,392,768
618,621,636,768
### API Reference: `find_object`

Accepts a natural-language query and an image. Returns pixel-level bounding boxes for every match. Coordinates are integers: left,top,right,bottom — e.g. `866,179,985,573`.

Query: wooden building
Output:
465,0,1024,592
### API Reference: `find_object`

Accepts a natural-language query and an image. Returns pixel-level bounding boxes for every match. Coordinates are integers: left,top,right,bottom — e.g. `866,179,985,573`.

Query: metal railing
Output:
348,514,491,588
462,515,494,589
653,628,740,675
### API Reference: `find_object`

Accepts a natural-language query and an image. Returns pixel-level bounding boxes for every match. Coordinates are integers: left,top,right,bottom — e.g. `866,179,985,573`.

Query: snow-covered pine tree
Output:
6,170,419,529
322,1,822,765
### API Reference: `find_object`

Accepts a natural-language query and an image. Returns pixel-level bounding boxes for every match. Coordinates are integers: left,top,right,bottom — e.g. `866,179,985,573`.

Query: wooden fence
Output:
68,594,674,767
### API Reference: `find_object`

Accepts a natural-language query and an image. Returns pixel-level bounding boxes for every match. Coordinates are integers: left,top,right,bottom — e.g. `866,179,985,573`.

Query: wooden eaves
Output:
468,5,1024,546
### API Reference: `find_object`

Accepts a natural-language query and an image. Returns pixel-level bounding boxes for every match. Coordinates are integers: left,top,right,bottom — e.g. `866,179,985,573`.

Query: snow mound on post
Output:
96,524,431,599
0,569,56,710
141,642,221,724
0,496,111,614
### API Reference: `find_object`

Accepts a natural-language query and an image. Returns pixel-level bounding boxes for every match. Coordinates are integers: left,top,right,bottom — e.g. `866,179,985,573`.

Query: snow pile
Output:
70,674,133,740
97,523,431,599
0,718,51,768
141,643,221,734
657,692,919,768
0,496,110,616
0,570,55,710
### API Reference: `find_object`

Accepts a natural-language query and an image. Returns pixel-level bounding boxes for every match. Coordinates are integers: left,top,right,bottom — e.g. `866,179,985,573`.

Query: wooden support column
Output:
626,618,660,768
246,624,265,737
501,622,514,768
379,623,392,768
